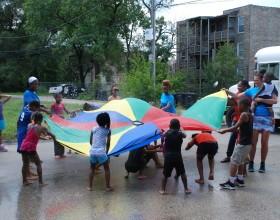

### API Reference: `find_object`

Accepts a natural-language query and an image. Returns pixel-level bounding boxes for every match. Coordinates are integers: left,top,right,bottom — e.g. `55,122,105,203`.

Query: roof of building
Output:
177,4,280,24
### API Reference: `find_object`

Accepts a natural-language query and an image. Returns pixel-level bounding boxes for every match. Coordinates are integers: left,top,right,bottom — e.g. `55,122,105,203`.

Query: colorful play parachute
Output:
46,93,227,156
182,91,227,129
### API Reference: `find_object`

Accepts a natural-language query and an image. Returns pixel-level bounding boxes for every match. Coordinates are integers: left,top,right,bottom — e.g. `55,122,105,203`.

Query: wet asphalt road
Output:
0,132,280,220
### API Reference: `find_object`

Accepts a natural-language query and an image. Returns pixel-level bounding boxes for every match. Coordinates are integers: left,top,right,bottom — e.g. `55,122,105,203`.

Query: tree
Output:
119,0,146,70
141,1,175,62
120,55,188,102
203,43,240,95
23,0,132,87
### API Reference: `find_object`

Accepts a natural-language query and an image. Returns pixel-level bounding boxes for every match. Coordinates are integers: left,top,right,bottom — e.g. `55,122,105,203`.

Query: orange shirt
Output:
194,133,217,144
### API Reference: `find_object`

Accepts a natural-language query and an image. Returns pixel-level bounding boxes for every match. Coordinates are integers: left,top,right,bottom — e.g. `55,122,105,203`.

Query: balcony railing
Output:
207,30,235,42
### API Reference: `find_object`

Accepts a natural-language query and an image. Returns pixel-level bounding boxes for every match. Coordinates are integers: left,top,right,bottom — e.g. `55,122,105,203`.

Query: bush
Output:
203,43,241,96
120,56,189,102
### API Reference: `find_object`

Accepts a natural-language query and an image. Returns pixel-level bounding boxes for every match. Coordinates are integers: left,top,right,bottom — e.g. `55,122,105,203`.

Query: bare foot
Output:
30,172,38,177
39,183,48,187
87,187,93,191
159,190,167,195
208,175,214,180
27,175,38,181
105,187,113,192
95,169,102,175
185,189,192,195
195,179,205,185
137,175,147,180
23,181,32,186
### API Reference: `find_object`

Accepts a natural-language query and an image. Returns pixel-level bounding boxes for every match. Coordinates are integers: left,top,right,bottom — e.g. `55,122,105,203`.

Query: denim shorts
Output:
90,154,108,166
253,116,274,132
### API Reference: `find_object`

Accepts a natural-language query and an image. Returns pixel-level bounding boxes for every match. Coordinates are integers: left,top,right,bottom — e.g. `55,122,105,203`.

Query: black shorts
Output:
163,154,185,178
21,151,41,165
143,152,156,163
197,142,218,160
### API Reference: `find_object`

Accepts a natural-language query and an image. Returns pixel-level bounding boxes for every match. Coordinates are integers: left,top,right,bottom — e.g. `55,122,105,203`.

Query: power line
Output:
0,32,99,53
170,0,233,7
0,46,50,53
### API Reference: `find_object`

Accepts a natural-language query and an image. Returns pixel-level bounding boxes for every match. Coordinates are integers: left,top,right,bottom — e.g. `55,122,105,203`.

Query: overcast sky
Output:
158,0,280,22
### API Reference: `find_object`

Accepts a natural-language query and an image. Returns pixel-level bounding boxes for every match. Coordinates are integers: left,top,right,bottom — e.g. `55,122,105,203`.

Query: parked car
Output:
49,84,85,98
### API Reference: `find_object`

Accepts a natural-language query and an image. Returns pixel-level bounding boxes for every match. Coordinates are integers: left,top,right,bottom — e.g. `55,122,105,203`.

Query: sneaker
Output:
220,157,230,163
0,145,8,152
248,161,255,172
258,162,266,173
220,180,235,190
235,178,245,187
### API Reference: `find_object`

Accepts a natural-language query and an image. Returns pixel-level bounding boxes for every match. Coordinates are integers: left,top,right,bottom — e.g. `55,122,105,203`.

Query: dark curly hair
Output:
96,112,111,128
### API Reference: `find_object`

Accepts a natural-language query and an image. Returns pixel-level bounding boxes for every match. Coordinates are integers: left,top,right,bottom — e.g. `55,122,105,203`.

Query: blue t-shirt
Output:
17,106,32,131
23,89,40,107
0,101,3,120
160,93,176,113
244,87,270,116
17,106,33,150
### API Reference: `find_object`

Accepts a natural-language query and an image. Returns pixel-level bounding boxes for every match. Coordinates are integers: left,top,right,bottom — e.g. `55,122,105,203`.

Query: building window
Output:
238,16,244,33
181,51,186,60
237,42,244,58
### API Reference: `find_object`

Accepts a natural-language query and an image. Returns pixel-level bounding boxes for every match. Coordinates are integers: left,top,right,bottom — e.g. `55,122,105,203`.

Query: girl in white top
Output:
88,112,113,192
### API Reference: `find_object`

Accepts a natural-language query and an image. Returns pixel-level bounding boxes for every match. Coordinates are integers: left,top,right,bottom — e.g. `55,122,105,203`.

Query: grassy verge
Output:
2,99,82,141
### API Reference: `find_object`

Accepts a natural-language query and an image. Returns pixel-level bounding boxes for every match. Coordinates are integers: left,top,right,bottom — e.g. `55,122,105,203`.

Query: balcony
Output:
188,45,209,55
207,30,236,42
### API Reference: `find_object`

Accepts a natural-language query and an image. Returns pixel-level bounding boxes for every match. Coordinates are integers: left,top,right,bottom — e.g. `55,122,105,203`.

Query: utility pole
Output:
151,0,156,94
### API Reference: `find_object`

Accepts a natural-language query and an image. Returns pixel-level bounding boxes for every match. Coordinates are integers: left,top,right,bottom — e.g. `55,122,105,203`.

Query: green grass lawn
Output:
2,98,82,141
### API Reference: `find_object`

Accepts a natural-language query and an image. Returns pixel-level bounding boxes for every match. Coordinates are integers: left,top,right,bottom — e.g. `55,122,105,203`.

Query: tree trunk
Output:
73,44,86,88
93,59,100,76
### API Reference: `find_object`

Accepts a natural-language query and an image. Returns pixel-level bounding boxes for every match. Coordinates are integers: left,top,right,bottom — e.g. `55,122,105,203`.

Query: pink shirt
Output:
20,126,40,152
51,102,65,118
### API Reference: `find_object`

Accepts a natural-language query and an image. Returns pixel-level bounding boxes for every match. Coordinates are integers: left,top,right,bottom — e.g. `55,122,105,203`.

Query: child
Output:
0,94,11,152
88,112,113,192
51,93,71,158
251,73,278,119
144,144,163,168
17,101,41,153
125,147,147,180
218,98,253,190
125,145,163,180
186,131,218,185
160,119,191,195
20,112,55,186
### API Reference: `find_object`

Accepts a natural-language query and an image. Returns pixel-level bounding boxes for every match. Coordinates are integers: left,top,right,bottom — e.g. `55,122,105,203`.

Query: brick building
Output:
176,5,280,80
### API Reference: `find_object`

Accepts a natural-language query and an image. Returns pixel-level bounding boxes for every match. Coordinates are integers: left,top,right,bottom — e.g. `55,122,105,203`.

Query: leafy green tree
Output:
24,0,133,87
203,43,240,95
120,55,188,102
119,0,146,71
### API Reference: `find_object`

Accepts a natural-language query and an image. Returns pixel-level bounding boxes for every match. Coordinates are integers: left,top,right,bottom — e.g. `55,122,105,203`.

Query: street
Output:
0,132,280,220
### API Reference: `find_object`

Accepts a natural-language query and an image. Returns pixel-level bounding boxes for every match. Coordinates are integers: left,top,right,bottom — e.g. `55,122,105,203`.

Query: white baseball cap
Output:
28,76,38,84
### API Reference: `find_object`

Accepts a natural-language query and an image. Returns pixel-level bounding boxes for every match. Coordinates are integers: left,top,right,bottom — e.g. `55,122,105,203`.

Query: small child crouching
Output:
186,131,218,185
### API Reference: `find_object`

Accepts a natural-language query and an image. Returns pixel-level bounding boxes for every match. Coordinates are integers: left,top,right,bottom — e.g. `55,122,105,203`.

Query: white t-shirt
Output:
259,83,278,97
89,127,110,156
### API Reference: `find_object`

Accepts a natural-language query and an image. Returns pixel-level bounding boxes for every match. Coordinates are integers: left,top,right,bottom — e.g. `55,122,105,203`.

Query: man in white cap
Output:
23,76,40,107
